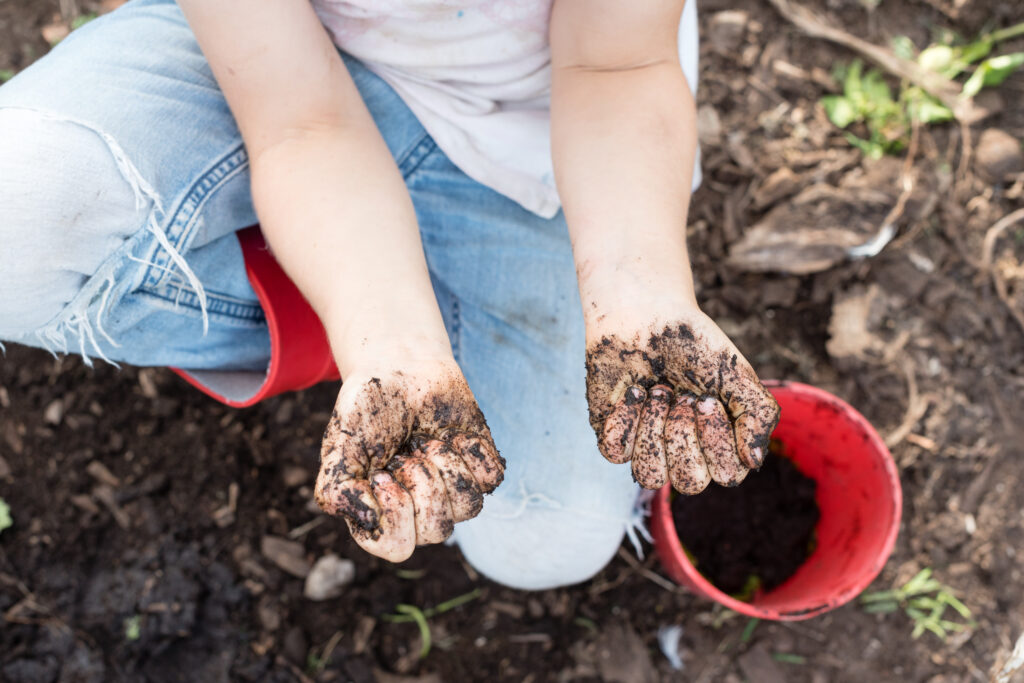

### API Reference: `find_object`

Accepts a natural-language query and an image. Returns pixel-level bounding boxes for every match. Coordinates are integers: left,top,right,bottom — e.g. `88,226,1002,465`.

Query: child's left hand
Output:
584,304,779,493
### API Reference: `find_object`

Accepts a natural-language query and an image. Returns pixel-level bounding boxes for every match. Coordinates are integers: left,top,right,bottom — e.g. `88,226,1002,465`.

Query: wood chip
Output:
92,484,131,529
70,494,100,515
86,460,120,487
43,400,64,426
260,535,311,578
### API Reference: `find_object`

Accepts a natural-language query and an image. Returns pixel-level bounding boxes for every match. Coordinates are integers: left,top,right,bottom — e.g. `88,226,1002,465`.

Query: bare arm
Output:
177,0,447,375
551,1,779,492
177,1,504,560
551,1,698,322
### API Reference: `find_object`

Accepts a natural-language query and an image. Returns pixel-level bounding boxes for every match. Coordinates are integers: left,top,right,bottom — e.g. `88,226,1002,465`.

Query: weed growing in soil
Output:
822,21,1024,157
861,568,975,640
123,615,141,642
0,69,14,83
381,588,482,658
0,497,11,533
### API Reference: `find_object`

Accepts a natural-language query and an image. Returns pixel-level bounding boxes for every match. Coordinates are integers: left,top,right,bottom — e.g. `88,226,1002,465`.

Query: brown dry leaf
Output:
728,160,905,274
826,284,908,362
727,221,865,274
826,285,884,359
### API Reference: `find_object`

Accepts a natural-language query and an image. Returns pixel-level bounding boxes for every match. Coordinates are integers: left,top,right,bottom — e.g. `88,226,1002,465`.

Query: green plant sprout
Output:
381,588,482,658
860,568,975,640
822,21,1024,158
0,69,15,84
123,615,142,641
0,498,12,534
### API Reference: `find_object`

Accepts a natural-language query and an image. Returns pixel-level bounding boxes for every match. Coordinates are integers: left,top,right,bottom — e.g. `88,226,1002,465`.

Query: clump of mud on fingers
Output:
584,321,779,459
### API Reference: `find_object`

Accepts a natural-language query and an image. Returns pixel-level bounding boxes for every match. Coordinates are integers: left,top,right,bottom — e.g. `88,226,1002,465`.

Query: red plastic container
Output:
650,380,902,620
172,226,340,407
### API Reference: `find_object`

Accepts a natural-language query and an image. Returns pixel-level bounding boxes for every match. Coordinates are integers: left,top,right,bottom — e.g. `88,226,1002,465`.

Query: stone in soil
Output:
671,443,819,595
974,128,1024,181
304,554,356,601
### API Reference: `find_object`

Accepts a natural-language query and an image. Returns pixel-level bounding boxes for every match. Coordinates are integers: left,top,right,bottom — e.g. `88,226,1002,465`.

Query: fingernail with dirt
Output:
626,385,646,405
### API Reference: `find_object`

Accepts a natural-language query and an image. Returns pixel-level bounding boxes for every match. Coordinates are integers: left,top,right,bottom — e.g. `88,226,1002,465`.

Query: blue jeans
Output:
0,0,644,590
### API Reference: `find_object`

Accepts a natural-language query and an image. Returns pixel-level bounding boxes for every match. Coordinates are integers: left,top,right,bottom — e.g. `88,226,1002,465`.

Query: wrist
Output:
322,295,453,379
576,254,699,330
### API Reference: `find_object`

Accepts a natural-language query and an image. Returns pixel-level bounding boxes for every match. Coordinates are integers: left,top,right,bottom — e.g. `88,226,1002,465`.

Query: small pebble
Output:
303,554,355,601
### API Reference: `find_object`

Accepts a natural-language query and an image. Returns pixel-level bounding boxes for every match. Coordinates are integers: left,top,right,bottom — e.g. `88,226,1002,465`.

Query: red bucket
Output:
650,381,902,620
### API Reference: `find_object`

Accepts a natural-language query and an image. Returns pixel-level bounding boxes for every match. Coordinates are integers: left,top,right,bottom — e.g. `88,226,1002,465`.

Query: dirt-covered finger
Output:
447,430,505,493
731,387,780,469
695,396,748,487
388,454,455,545
599,385,646,464
665,393,712,494
631,384,672,488
344,471,416,562
418,439,484,522
316,437,380,529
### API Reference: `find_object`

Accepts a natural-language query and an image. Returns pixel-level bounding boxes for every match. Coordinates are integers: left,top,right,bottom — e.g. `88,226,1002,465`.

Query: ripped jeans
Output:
0,0,673,590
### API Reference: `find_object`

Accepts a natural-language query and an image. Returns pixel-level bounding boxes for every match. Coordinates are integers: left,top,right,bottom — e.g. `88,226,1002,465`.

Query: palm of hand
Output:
585,313,779,492
315,363,504,562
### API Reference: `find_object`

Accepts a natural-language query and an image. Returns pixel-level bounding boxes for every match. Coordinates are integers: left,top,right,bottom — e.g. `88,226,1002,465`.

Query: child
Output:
0,0,779,590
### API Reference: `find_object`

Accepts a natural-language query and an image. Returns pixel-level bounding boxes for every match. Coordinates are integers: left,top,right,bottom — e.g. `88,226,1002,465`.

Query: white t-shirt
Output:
311,0,701,218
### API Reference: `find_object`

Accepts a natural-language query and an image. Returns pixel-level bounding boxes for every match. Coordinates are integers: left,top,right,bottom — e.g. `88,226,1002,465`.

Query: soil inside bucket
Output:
671,443,820,596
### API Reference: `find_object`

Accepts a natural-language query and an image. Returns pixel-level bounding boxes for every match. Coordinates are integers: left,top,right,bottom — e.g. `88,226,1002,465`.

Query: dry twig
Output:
765,0,981,122
980,208,1024,335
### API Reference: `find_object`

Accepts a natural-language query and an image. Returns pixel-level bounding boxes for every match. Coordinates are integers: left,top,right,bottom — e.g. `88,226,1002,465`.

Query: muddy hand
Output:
586,315,779,493
315,364,504,562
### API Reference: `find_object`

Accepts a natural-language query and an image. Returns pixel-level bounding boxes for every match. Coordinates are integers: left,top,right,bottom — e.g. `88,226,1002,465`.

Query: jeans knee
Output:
455,499,630,591
0,108,144,335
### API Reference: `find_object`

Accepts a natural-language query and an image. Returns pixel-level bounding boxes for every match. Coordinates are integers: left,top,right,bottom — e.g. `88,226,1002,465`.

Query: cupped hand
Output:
315,360,505,562
585,309,779,493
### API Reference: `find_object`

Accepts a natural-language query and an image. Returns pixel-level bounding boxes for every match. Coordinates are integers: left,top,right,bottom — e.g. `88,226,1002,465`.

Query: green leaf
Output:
918,45,955,72
396,604,432,658
861,70,894,104
0,69,15,83
822,95,859,128
941,592,973,620
845,133,886,159
124,615,141,641
909,97,954,123
0,498,11,534
861,590,900,603
959,39,994,65
741,618,760,643
862,601,900,613
892,35,916,60
844,60,865,98
772,653,807,665
963,52,1024,98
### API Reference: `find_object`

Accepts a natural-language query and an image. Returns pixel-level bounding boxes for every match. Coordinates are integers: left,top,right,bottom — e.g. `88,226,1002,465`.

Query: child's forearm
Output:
551,62,699,326
250,127,450,378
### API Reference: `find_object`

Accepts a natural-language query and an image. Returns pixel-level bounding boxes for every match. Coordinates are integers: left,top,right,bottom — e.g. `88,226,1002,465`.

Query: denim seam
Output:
450,295,462,363
398,135,437,180
138,286,265,324
140,143,248,290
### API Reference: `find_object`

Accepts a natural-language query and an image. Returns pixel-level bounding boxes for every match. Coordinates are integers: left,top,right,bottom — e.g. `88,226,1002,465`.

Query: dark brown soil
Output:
671,446,819,595
3,0,1024,681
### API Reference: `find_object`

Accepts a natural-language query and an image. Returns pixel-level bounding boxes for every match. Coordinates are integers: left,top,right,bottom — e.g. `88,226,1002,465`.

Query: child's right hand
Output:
315,359,504,562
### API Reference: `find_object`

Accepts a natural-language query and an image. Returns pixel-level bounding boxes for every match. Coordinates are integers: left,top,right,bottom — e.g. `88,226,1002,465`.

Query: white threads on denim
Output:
1,107,210,361
625,488,655,560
